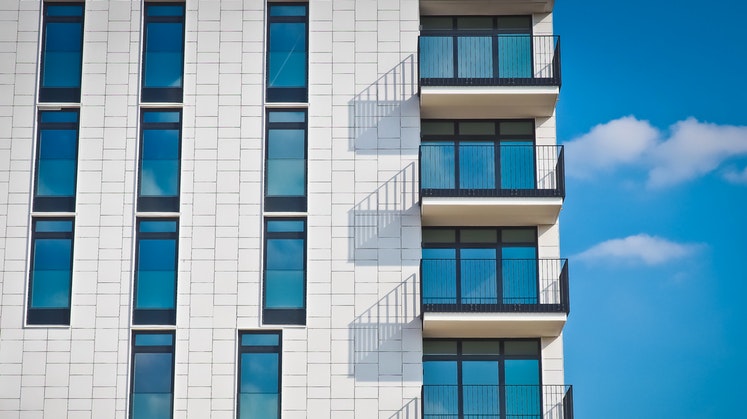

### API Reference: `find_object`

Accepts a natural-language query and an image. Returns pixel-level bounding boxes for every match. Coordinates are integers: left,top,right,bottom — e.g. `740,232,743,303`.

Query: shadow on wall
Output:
349,274,420,382
389,398,420,419
349,55,418,154
348,162,419,264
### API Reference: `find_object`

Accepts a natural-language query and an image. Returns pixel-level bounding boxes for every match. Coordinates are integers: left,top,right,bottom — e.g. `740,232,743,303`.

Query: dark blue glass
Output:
268,111,305,123
143,111,180,123
505,360,540,417
502,247,537,304
458,36,492,78
422,248,456,305
460,142,495,189
241,334,280,347
423,361,458,418
265,238,304,308
144,23,184,88
462,361,500,418
47,5,83,17
269,5,306,16
136,239,176,309
267,129,305,197
268,23,307,88
35,220,73,233
40,111,78,123
420,37,454,78
238,343,280,419
139,220,178,233
31,239,72,308
37,128,77,197
147,5,184,17
460,248,497,305
266,220,304,233
500,141,535,189
131,347,174,419
42,22,82,89
498,34,532,78
421,142,455,189
141,129,179,197
135,333,174,347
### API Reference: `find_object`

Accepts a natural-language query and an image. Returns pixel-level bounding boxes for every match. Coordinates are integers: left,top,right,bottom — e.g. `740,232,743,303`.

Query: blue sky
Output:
554,1,747,417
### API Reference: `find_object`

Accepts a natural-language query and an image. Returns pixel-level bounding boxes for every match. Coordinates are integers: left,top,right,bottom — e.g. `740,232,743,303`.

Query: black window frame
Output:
33,109,80,212
266,3,309,103
137,108,183,212
264,108,308,212
141,2,186,103
262,217,307,325
133,218,179,325
237,330,283,419
39,2,85,103
27,217,75,325
129,330,176,419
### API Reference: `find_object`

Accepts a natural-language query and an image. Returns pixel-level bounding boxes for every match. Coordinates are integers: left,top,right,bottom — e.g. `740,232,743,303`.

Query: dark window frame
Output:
141,3,186,103
421,119,537,192
33,109,80,212
266,3,309,103
133,218,179,325
39,2,85,103
237,330,282,419
129,330,176,419
420,15,533,34
262,217,307,325
27,217,75,325
264,108,308,212
137,108,183,212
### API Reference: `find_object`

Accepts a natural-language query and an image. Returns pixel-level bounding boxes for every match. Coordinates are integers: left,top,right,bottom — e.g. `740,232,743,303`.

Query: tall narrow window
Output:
238,331,282,419
27,218,74,325
133,219,178,325
138,109,182,212
34,109,80,212
265,110,307,212
267,4,308,102
130,331,175,419
141,3,185,102
39,3,84,102
263,218,306,325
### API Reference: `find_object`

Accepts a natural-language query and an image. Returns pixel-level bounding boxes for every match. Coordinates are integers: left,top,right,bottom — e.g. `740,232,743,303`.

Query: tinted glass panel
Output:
268,23,307,88
266,111,306,205
142,4,185,102
131,332,175,419
135,333,174,346
134,219,178,324
423,340,457,355
35,110,79,211
266,220,304,233
28,218,74,324
40,4,84,102
238,332,281,419
241,334,280,347
263,219,306,324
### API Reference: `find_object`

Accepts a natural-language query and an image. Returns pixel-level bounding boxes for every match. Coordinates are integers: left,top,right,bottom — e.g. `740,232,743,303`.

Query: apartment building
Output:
0,0,572,417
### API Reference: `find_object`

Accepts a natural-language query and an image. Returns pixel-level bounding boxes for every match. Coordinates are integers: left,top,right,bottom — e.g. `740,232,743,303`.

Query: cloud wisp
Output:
575,234,704,266
564,116,747,188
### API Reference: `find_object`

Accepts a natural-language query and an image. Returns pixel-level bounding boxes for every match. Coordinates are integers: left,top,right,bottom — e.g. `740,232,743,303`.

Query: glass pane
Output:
505,360,541,418
133,353,173,393
268,23,307,88
497,16,532,32
47,5,83,17
265,270,304,308
147,5,184,17
131,393,172,419
501,141,535,189
139,220,178,233
462,341,501,355
30,270,70,308
459,122,495,135
460,142,495,189
423,361,457,385
270,5,306,17
35,220,73,233
141,129,180,197
267,130,305,159
266,239,303,270
457,17,493,30
419,37,453,79
461,249,497,305
268,111,305,123
420,17,452,31
40,111,78,123
460,229,497,243
241,334,280,347
502,229,535,244
135,334,173,347
421,257,456,306
500,121,534,136
266,220,304,233
422,229,455,243
136,271,176,309
421,142,455,189
504,341,540,357
37,159,76,196
240,353,279,393
421,121,454,136
143,111,180,123
39,129,77,158
422,341,457,356
139,240,176,270
33,239,72,270
502,248,537,305
43,22,82,88
457,36,492,78
239,393,279,419
144,22,184,88
498,34,532,78
266,159,305,196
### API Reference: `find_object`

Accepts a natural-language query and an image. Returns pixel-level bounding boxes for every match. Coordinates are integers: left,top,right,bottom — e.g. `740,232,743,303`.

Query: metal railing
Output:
422,384,574,419
419,34,561,87
420,144,565,198
420,258,569,314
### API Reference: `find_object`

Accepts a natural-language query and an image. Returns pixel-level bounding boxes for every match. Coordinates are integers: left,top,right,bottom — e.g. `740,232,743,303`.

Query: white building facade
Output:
0,0,572,418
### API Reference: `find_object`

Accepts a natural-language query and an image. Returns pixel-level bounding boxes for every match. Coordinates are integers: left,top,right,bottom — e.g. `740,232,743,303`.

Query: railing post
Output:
561,259,570,314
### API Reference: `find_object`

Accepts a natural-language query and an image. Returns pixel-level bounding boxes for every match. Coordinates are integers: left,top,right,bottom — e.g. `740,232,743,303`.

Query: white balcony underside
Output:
420,86,559,119
422,312,567,338
421,196,562,226
420,0,555,15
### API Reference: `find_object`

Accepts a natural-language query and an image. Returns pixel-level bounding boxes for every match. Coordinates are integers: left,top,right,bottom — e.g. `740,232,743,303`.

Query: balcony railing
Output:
420,258,570,314
419,34,561,87
423,384,574,419
420,144,565,198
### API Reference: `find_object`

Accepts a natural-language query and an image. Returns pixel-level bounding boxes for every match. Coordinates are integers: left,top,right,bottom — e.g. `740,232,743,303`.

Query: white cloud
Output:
563,116,747,188
723,166,747,185
575,234,703,266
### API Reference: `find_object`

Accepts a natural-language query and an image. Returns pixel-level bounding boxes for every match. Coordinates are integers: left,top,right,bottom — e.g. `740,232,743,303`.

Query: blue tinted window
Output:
267,5,308,102
138,110,181,212
40,4,84,101
238,332,281,419
131,332,175,419
266,110,307,211
142,4,185,102
134,219,178,325
263,219,306,325
28,218,74,325
34,110,79,212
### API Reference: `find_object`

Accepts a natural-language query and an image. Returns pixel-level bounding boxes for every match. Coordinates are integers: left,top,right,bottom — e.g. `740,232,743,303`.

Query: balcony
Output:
421,258,569,337
420,0,555,16
419,34,561,118
423,384,574,419
420,144,564,226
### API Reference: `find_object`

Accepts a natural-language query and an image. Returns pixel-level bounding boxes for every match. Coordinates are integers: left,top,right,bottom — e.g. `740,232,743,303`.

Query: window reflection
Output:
28,218,74,325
